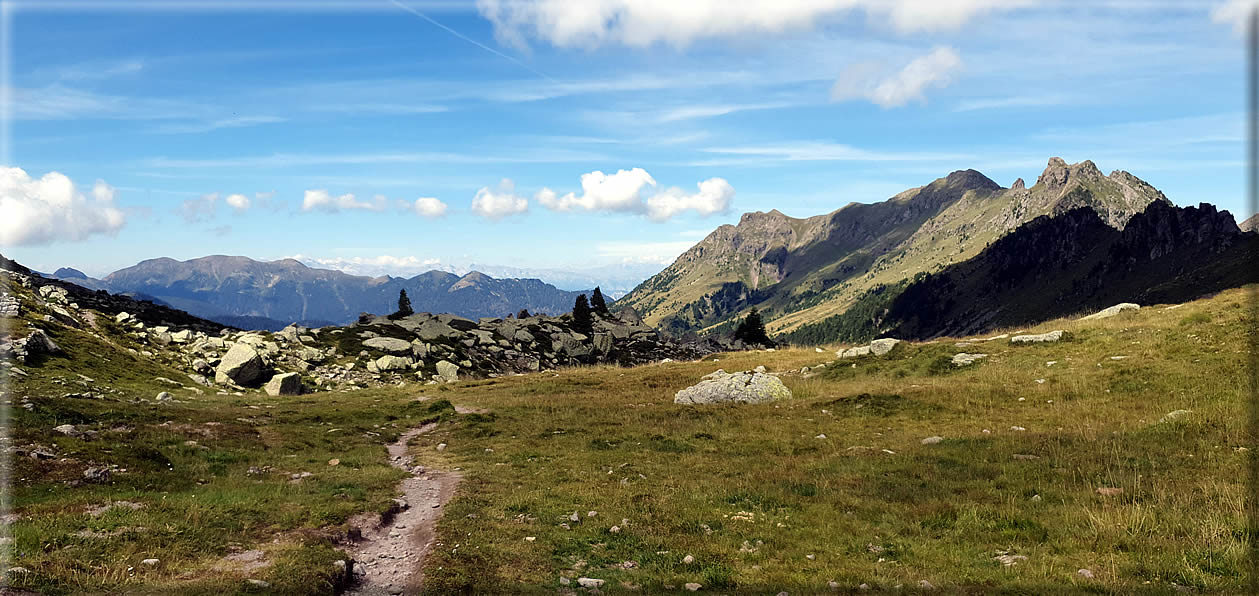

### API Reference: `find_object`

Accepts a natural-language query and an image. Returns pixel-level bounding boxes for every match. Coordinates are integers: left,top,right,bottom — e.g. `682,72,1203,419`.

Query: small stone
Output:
525,536,536,542
609,525,621,533
155,392,173,403
806,554,816,560
858,584,870,591
815,434,827,439
559,577,570,585
1096,487,1124,497
1078,569,1095,579
921,436,943,445
576,577,605,589
437,443,447,451
683,554,695,564
141,558,160,566
328,458,340,466
53,424,80,436
246,579,270,588
918,580,935,590
685,583,702,591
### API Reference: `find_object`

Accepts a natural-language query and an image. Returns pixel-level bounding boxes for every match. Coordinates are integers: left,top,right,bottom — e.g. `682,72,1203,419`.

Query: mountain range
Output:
51,256,592,330
618,157,1179,336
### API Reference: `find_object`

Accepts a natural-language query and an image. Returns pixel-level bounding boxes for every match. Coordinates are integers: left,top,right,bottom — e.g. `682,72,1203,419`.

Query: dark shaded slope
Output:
883,202,1255,339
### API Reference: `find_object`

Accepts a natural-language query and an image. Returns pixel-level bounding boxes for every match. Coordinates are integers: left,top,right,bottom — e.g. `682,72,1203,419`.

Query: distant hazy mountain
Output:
619,157,1172,335
53,256,594,329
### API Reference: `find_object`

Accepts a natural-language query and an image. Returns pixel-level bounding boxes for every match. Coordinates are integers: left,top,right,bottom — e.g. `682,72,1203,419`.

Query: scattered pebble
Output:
1078,569,1095,579
685,583,702,591
683,554,695,564
141,558,160,566
921,436,943,445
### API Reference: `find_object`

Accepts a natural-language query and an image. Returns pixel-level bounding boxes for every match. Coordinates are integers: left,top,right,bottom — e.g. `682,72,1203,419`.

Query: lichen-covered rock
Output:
435,360,459,382
264,372,303,396
1010,330,1064,344
838,345,871,358
215,343,266,386
674,370,791,405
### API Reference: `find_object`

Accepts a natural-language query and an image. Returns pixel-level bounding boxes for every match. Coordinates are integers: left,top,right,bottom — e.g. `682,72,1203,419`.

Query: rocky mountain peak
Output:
936,169,1000,192
1035,157,1102,193
1011,178,1026,190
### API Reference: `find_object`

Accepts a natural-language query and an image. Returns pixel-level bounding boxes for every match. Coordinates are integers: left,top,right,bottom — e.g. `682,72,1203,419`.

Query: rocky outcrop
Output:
362,337,412,354
839,338,900,358
674,369,792,405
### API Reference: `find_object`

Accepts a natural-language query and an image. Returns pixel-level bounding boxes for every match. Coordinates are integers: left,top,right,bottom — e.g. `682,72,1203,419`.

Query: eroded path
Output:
347,424,460,596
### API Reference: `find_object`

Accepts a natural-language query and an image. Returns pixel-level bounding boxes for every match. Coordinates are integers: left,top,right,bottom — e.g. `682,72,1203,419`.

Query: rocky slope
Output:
66,255,593,329
619,158,1171,335
784,201,1257,342
2,255,730,396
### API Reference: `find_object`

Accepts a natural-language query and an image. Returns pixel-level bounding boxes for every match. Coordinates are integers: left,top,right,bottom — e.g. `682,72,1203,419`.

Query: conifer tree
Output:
396,289,413,317
572,294,594,335
590,286,610,316
733,308,771,346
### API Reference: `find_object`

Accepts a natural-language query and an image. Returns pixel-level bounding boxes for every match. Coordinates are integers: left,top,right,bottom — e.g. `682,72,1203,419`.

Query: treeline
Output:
778,281,909,346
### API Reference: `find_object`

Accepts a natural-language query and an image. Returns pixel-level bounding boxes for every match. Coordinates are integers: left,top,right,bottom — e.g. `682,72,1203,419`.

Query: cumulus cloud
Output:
476,0,1037,48
471,179,530,219
831,46,963,108
0,166,126,246
537,168,656,213
224,193,251,212
412,197,449,218
1212,0,1257,33
534,168,733,221
645,178,735,221
301,189,389,212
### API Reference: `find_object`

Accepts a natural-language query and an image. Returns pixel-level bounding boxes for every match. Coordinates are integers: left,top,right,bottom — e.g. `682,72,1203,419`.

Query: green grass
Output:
7,281,1254,594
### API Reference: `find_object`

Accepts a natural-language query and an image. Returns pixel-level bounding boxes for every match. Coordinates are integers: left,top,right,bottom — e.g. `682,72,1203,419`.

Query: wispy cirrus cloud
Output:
693,141,971,166
142,149,610,169
150,115,287,134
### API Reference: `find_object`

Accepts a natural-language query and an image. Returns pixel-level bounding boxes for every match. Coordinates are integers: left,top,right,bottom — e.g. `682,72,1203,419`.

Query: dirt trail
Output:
347,424,460,596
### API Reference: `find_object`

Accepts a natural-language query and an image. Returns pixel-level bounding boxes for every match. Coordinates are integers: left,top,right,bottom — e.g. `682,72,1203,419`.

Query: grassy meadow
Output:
5,284,1254,594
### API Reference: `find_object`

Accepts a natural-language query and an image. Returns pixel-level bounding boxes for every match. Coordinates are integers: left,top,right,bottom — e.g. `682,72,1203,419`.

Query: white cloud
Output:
953,94,1072,112
412,197,449,218
0,167,126,246
301,189,389,212
537,168,656,213
476,0,1038,48
151,115,286,135
290,254,445,277
645,178,735,221
831,46,963,108
696,141,969,165
535,168,734,220
181,192,219,223
471,179,530,219
1212,0,1256,33
224,193,251,212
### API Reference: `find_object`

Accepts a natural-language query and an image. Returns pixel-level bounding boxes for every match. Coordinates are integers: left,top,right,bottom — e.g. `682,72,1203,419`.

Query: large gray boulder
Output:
592,332,613,354
1080,303,1140,321
869,338,900,355
1011,330,1064,344
362,337,412,354
264,372,303,396
435,360,459,382
674,370,791,405
838,345,871,358
215,343,266,386
374,355,414,372
24,329,61,357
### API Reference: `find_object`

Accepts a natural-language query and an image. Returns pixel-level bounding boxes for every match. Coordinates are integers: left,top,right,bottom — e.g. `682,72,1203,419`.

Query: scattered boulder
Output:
838,345,871,358
870,338,900,355
215,343,266,386
951,353,988,366
1080,303,1139,321
53,424,80,437
920,436,944,445
1160,409,1192,423
155,392,173,403
1010,330,1064,344
373,355,414,372
577,578,605,589
264,372,303,396
674,370,791,405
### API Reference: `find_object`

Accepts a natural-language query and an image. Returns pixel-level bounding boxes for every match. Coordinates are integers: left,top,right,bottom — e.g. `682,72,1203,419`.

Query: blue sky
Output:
0,0,1251,282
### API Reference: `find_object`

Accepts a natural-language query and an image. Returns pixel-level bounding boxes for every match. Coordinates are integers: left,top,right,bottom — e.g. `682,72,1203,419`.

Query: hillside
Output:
784,201,1258,343
619,158,1171,335
7,248,1250,592
74,255,593,328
